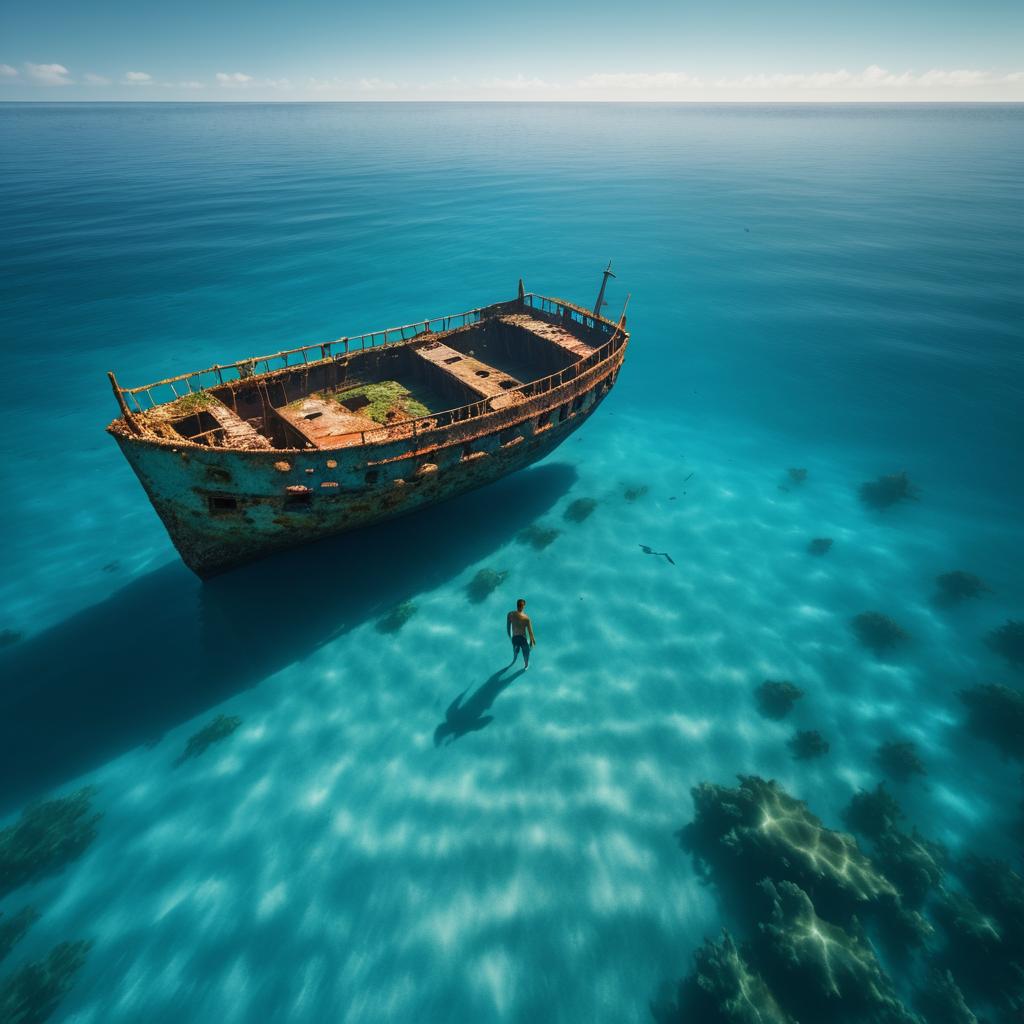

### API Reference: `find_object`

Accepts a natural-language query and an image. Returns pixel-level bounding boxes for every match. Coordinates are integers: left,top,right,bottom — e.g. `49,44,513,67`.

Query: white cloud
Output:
0,63,18,78
123,70,152,84
216,71,252,85
480,74,552,92
578,71,703,91
26,62,72,85
83,73,111,85
357,77,398,92
265,77,291,90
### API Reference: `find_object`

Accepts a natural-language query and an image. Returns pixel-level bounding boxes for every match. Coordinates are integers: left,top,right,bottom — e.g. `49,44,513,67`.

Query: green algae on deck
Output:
329,380,431,424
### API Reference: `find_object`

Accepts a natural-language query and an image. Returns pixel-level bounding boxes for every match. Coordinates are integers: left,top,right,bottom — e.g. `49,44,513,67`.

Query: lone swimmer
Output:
506,599,536,670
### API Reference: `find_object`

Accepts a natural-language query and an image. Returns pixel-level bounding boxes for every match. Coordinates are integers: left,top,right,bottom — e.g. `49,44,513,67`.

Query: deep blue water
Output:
0,103,1022,1022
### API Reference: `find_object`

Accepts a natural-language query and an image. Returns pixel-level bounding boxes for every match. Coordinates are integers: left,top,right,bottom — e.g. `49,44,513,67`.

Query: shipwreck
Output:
107,270,630,577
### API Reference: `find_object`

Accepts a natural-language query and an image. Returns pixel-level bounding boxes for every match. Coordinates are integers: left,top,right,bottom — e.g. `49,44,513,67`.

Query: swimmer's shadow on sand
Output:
0,463,575,811
434,666,525,746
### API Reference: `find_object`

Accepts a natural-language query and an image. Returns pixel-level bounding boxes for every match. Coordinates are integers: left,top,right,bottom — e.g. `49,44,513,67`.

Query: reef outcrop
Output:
466,569,508,603
375,600,417,634
564,497,598,523
174,714,242,767
844,784,904,841
755,681,805,719
851,612,909,654
876,740,926,782
517,524,560,550
958,683,1024,760
808,538,833,556
0,788,102,899
859,471,918,509
789,729,829,760
0,938,93,1024
934,571,990,606
987,619,1024,668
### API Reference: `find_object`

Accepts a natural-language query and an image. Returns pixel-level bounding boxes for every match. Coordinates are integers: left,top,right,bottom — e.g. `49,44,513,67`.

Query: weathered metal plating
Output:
107,285,629,578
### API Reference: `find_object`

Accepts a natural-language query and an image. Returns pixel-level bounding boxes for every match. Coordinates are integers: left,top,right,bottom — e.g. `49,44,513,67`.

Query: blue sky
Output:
2,0,1022,100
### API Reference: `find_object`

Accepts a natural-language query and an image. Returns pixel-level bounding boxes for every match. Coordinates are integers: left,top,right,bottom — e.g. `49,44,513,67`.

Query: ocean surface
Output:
0,103,1022,1022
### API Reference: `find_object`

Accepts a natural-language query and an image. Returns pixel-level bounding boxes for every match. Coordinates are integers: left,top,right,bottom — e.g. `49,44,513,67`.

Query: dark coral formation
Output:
844,784,904,841
663,929,794,1024
915,969,979,1024
934,571,990,607
670,778,926,1023
375,600,418,634
958,683,1024,760
465,569,508,604
564,497,598,523
987,619,1024,668
681,776,896,916
755,681,804,719
876,740,926,782
755,880,919,1024
787,468,808,485
851,612,909,654
516,524,560,550
0,939,92,1024
174,714,242,767
808,538,833,556
0,907,39,964
623,485,648,502
789,729,829,760
0,788,102,900
872,828,945,908
932,857,1024,1017
859,471,918,509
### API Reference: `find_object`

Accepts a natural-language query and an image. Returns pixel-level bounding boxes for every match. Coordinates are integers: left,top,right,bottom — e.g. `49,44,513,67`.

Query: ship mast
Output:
593,260,616,317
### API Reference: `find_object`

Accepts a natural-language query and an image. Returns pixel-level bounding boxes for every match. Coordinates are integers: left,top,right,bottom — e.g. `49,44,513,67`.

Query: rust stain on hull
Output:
106,284,629,578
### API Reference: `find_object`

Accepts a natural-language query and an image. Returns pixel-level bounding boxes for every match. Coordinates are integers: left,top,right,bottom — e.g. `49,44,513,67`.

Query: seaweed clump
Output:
843,784,904,841
958,683,1024,760
375,600,418,634
517,524,560,551
0,907,40,964
787,468,807,485
808,538,833,556
623,485,648,502
986,619,1024,668
876,740,926,782
934,571,990,607
851,612,909,655
859,471,918,509
0,788,102,900
466,569,507,604
0,629,22,648
755,681,804,720
564,497,598,523
174,714,242,767
789,730,829,760
0,939,93,1024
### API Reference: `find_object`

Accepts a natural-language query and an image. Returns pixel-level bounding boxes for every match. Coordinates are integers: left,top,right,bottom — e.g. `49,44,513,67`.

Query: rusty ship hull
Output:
107,286,629,578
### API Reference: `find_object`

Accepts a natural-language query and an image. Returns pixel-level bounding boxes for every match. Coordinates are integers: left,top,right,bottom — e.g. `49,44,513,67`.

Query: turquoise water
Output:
0,103,1022,1021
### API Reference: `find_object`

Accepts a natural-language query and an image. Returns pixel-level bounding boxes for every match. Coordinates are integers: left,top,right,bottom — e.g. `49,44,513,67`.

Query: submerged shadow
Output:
434,665,524,746
0,463,576,811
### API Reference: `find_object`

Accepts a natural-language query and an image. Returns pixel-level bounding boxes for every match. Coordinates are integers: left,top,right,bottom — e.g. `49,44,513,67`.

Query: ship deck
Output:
108,294,626,454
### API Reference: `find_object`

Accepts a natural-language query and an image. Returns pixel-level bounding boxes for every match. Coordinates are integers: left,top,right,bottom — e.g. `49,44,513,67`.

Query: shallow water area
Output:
1,102,1022,1022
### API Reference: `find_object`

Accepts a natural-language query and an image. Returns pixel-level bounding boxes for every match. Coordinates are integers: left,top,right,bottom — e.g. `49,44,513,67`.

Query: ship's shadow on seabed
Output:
0,463,577,812
434,665,525,746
